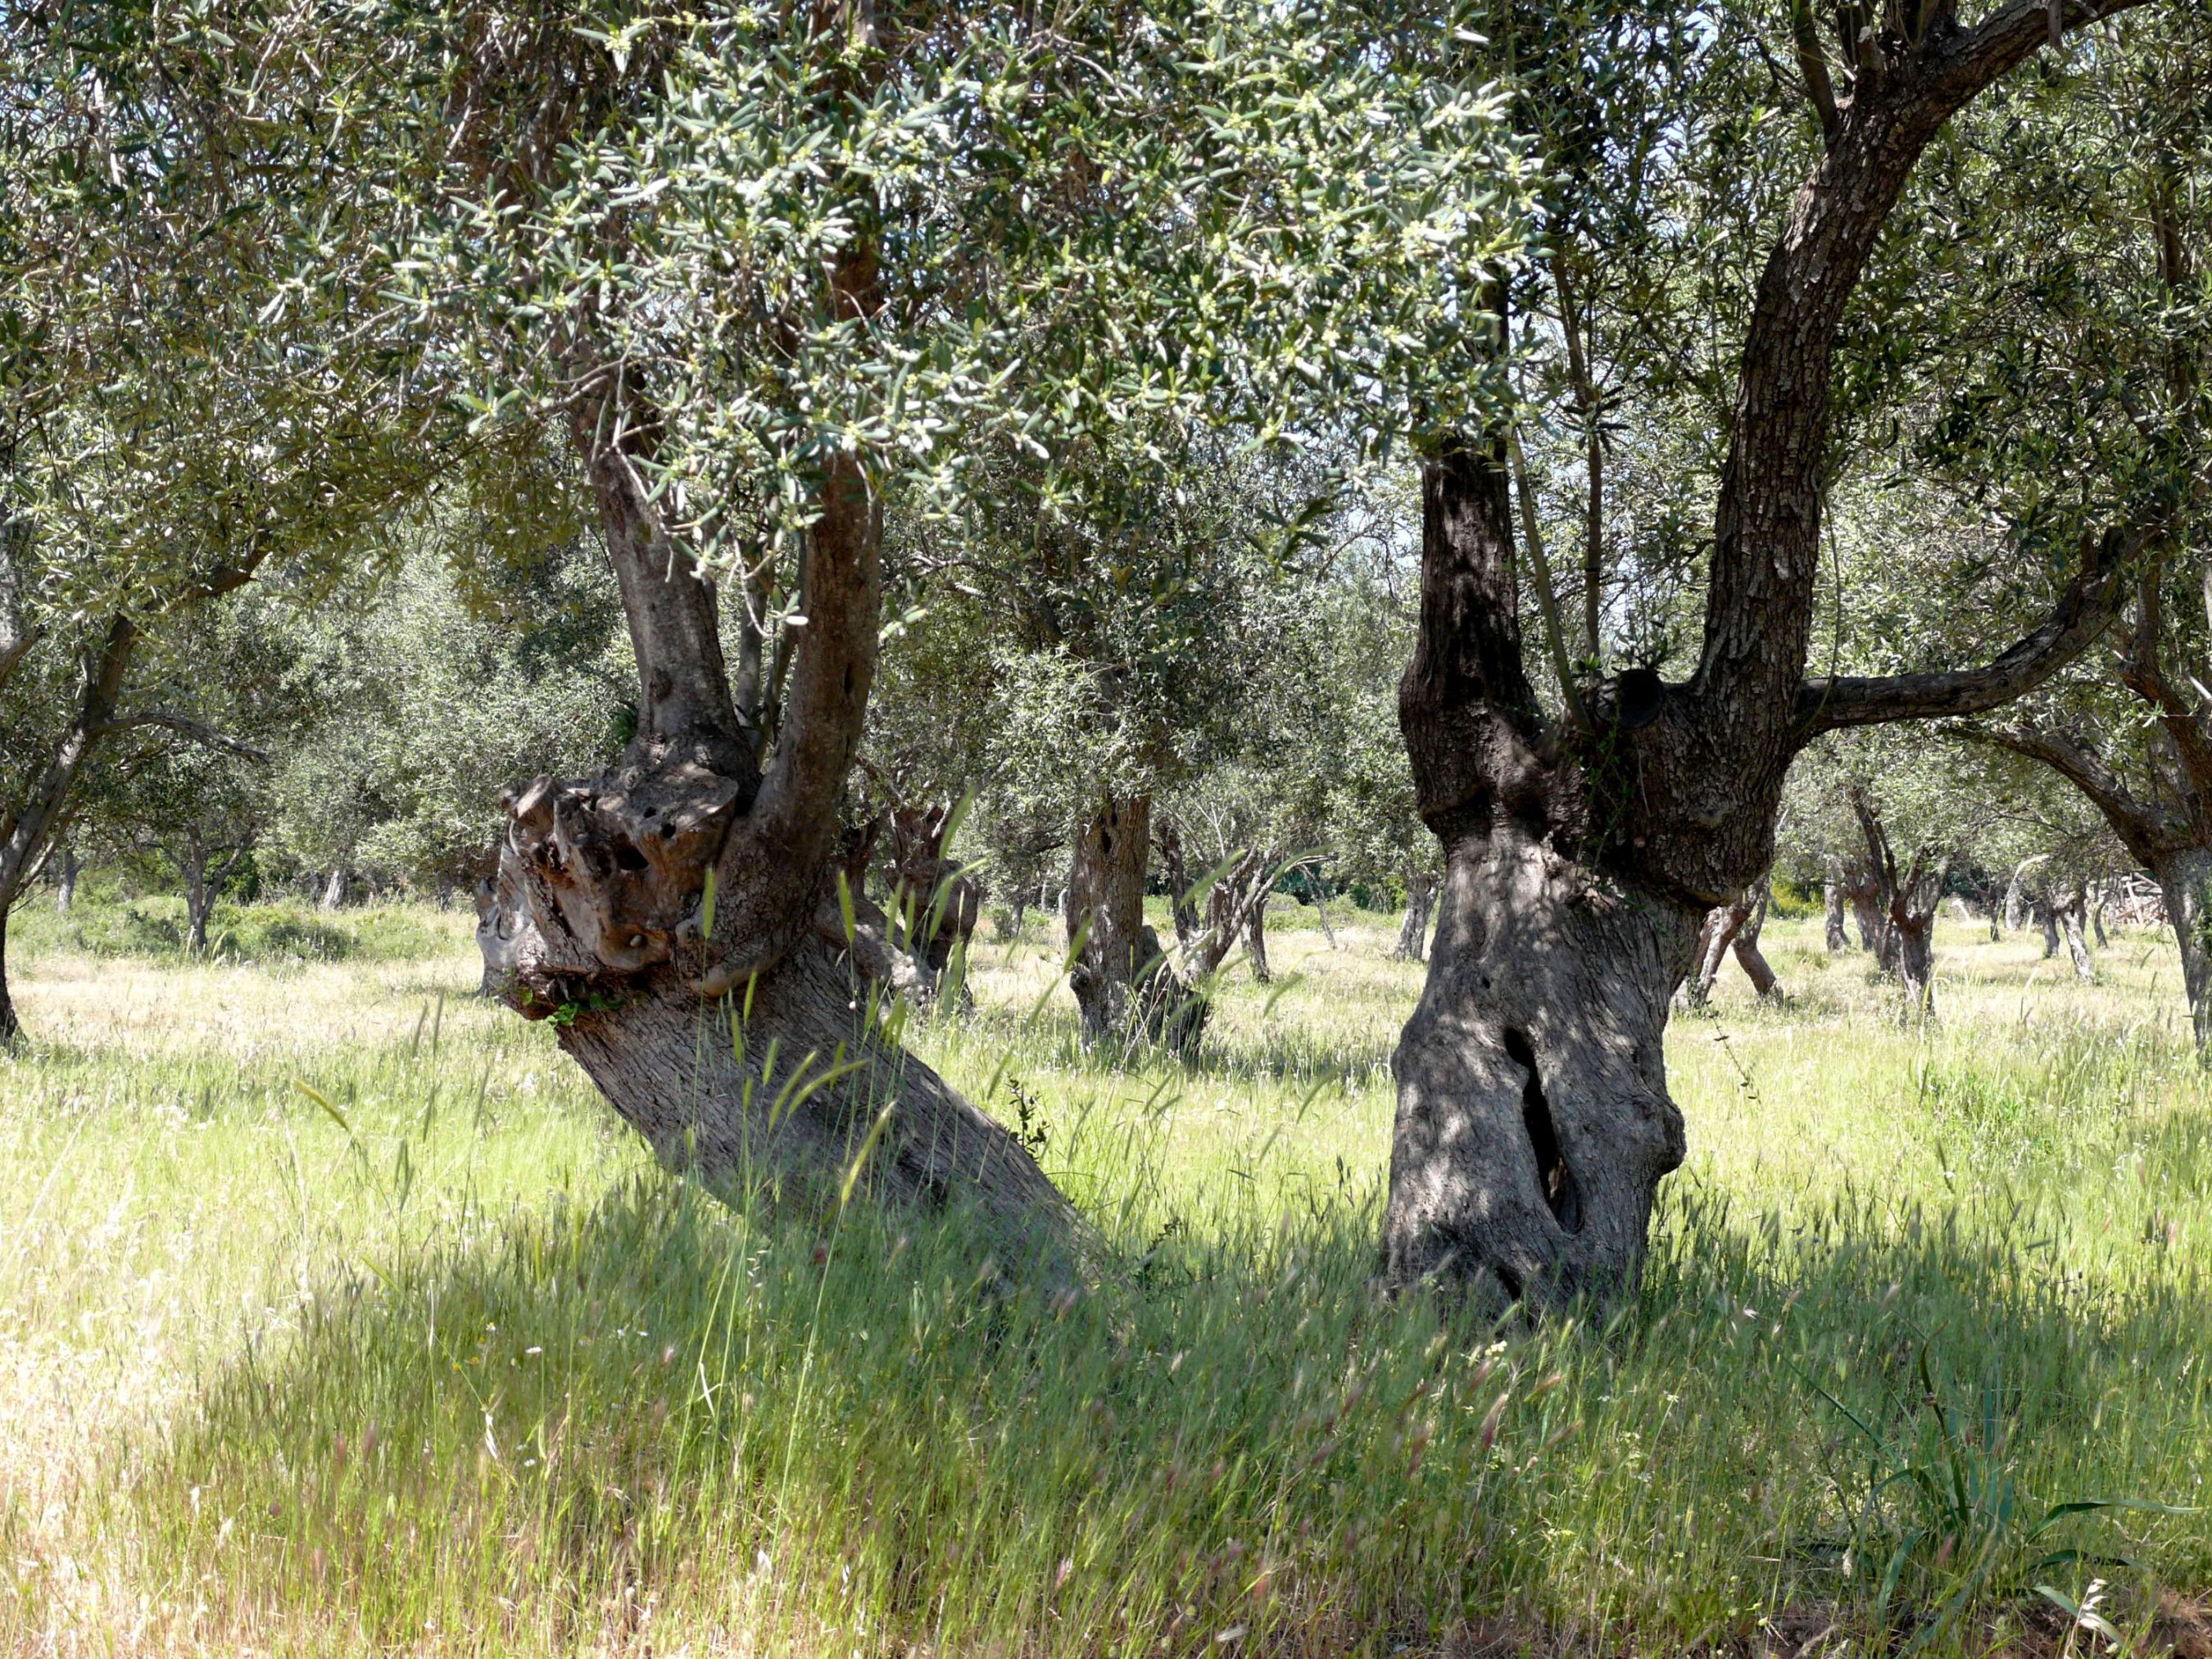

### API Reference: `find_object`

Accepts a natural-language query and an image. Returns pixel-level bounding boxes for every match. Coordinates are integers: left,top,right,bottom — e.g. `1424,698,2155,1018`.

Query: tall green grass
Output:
0,909,2205,1655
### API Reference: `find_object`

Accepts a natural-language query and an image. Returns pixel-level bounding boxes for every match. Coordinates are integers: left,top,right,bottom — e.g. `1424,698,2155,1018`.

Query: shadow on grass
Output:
108,1133,2212,1657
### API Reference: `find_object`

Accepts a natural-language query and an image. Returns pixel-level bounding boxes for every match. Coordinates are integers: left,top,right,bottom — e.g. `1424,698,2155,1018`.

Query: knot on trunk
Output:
478,755,940,1017
478,758,746,1016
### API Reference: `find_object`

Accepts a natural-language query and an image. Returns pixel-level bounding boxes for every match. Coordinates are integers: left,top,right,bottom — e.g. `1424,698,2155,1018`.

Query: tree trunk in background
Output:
1065,795,1156,1041
2004,857,2045,932
184,844,213,954
2090,885,2110,948
887,800,981,1004
320,868,347,910
0,910,17,1048
2039,903,2060,959
1394,870,1436,963
1688,884,1782,1004
1894,908,1937,1012
1312,874,1337,949
1246,897,1270,983
1843,860,1892,964
1822,873,1848,953
55,847,77,912
1732,886,1782,998
2053,888,2094,981
2154,849,2212,1055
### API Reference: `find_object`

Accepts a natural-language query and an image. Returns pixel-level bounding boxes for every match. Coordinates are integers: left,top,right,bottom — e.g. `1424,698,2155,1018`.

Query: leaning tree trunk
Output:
1394,870,1436,963
480,344,1074,1259
2153,848,2212,1056
1732,886,1782,998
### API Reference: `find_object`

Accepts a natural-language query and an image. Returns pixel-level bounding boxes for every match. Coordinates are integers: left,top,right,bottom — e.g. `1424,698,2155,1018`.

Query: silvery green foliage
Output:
370,0,1535,579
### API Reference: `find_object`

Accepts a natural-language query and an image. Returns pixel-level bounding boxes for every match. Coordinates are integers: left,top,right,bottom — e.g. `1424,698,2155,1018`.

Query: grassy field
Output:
2,896,2209,1657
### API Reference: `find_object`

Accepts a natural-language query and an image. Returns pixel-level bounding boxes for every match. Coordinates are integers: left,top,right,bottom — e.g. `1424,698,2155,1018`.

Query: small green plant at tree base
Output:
1810,1343,2195,1654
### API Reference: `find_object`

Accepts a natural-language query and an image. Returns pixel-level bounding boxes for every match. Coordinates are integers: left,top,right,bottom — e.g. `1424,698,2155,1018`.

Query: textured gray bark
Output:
1822,876,1849,953
2053,889,2094,981
1394,870,1436,963
320,868,347,911
0,909,16,1048
1246,898,1271,983
551,948,1070,1243
54,848,77,912
482,264,1076,1252
2040,904,2060,959
1386,828,1698,1308
1065,795,1156,1041
2154,849,2212,1055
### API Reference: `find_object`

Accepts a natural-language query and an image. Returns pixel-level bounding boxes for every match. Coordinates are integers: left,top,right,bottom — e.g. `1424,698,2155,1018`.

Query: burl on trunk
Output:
478,427,1072,1255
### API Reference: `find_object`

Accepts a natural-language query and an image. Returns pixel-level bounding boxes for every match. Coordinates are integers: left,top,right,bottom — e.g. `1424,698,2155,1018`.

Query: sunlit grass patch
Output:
1,906,2206,1655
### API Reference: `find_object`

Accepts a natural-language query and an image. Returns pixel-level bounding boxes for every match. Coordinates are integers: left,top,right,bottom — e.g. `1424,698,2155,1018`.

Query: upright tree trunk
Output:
2039,903,2060,959
1312,874,1337,948
2052,888,2094,981
2090,885,2110,948
1894,909,1936,1013
320,867,347,911
0,909,18,1049
2154,848,2212,1056
1394,870,1436,963
184,847,213,954
1245,895,1270,983
887,801,981,1004
1389,824,1700,1306
1822,874,1849,953
55,847,77,912
1064,795,1158,1041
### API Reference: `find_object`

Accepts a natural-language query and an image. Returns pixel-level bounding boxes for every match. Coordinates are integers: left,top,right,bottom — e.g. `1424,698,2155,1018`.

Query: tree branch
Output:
1791,0,1842,145
91,710,270,763
1793,526,2128,738
1956,720,2183,862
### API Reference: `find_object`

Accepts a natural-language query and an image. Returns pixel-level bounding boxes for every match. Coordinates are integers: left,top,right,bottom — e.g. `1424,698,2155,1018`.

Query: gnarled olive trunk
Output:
1394,869,1436,963
1246,898,1270,983
2052,888,2094,981
887,800,981,1004
1065,794,1156,1041
483,371,1074,1258
1387,827,1698,1307
0,910,18,1048
1822,873,1849,953
2153,849,2212,1055
54,848,77,913
2039,902,2060,959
